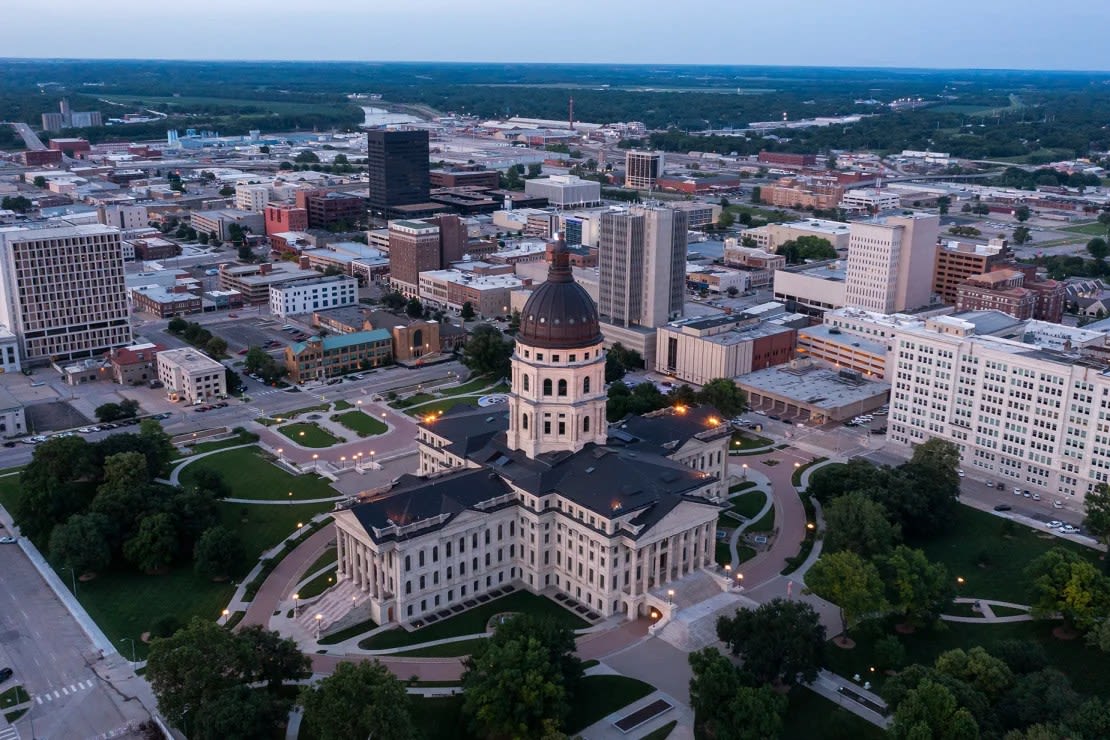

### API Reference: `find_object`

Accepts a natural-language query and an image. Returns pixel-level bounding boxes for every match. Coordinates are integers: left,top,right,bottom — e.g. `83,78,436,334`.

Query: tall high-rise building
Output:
843,213,939,313
367,130,430,217
598,205,687,329
388,220,443,298
624,150,665,190
0,225,132,362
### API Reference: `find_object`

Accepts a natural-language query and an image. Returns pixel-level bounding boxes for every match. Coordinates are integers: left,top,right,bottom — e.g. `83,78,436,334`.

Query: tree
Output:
244,346,269,375
805,551,887,637
823,491,901,558
190,684,285,740
167,317,188,334
1025,547,1110,631
937,195,951,214
381,291,406,311
405,297,424,318
1066,697,1110,739
15,435,98,543
1014,205,1031,222
875,635,908,671
205,336,228,357
508,309,521,332
889,680,980,740
237,245,253,262
934,647,1014,700
237,625,312,691
461,324,513,378
688,648,785,740
300,661,415,740
48,512,112,576
750,186,762,204
123,513,179,573
896,438,962,536
1012,225,1032,245
1082,483,1110,549
218,185,235,197
294,150,320,164
1087,237,1109,261
225,368,243,395
726,285,739,297
194,526,244,580
462,615,582,738
460,301,476,321
779,235,837,264
994,668,1080,731
697,378,747,418
717,210,736,230
883,545,955,628
1,195,33,213
717,598,826,686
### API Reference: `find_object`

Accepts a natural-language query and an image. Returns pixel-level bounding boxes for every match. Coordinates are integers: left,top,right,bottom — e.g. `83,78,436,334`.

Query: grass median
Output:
331,410,388,437
277,422,342,448
180,447,338,501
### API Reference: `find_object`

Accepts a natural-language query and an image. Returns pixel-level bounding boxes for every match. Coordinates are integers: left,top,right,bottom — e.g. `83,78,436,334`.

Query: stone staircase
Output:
297,579,368,636
655,591,757,651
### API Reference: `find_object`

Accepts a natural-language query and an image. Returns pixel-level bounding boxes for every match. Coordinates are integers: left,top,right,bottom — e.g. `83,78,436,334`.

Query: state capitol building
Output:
332,237,731,628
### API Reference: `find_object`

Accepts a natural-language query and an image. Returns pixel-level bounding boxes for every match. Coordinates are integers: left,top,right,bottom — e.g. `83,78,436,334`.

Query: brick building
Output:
295,190,364,229
284,330,393,382
264,204,309,237
105,342,165,385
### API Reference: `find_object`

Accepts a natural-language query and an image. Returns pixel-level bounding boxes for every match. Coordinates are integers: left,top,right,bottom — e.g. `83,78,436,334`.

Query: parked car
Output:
1053,500,1065,509
1059,525,1081,534
1032,493,1041,501
2,442,15,448
0,667,12,682
957,470,965,477
0,537,16,544
994,504,1013,512
1047,520,1063,528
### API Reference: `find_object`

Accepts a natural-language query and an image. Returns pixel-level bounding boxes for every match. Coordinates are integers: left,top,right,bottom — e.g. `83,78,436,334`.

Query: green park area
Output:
359,590,588,652
277,422,342,448
1062,221,1110,237
180,447,338,501
729,431,773,452
331,410,388,437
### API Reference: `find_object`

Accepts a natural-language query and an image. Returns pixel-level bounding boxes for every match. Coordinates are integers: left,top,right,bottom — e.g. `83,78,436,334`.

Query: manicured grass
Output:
640,720,677,740
318,617,379,645
782,687,886,740
825,618,1110,698
792,456,829,487
1062,222,1110,237
359,590,588,650
181,447,338,501
566,675,655,733
0,472,24,512
179,431,259,456
909,505,1100,604
0,685,29,708
274,404,331,419
218,501,331,562
301,546,337,579
442,374,495,396
296,568,337,600
4,709,26,723
715,541,731,567
75,567,235,661
747,505,776,533
728,491,767,519
730,431,773,451
736,545,757,564
391,637,489,657
990,604,1030,617
332,400,353,411
277,422,342,448
331,410,387,437
728,480,757,494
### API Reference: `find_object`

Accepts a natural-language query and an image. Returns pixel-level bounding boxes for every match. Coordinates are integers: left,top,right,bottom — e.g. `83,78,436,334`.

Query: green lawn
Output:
747,505,776,533
332,400,353,411
296,568,337,599
730,431,772,451
0,685,29,708
317,617,378,645
277,422,342,448
218,501,331,562
736,545,757,564
1062,222,1110,237
180,447,338,501
566,675,655,733
442,374,495,396
640,720,677,740
331,410,388,437
0,472,24,512
715,541,731,567
391,637,490,657
729,491,767,519
792,456,829,487
359,590,588,650
406,396,483,419
781,687,886,740
301,546,337,579
178,430,258,456
825,618,1110,698
908,505,1100,604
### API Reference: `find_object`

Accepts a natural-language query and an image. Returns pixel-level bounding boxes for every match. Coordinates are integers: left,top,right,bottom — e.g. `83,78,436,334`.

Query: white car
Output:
1013,487,1022,495
0,536,15,544
1059,525,1080,534
1047,520,1063,528
957,470,965,477
1053,500,1065,509
1032,493,1041,501
78,427,92,434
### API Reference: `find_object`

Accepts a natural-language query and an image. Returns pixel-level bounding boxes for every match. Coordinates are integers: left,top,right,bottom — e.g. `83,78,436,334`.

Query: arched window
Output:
522,413,529,430
522,374,530,391
583,376,591,394
543,378,552,396
583,416,591,433
557,379,568,396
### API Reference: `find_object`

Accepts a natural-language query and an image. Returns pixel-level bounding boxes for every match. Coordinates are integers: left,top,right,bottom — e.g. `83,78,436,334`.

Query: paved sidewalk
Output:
167,442,256,485
577,689,693,740
809,669,890,729
942,597,1034,624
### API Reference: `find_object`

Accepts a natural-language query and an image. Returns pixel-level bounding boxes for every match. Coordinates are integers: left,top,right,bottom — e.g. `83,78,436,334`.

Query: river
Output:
361,106,421,127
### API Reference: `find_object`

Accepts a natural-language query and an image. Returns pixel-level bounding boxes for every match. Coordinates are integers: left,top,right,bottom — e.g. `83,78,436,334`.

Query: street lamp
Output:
735,572,743,590
724,563,732,576
276,447,283,463
221,608,229,622
370,450,376,467
314,613,323,640
741,463,748,480
293,593,300,616
312,453,319,472
340,455,346,469
667,589,675,605
119,637,137,664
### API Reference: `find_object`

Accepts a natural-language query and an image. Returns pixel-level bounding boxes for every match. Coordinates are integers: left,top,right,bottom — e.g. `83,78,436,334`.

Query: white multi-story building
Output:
889,313,1110,502
0,224,132,363
328,239,727,631
740,218,851,253
843,213,939,314
269,275,357,319
156,348,227,403
840,188,902,213
524,175,602,209
235,183,272,212
598,205,687,329
98,204,148,231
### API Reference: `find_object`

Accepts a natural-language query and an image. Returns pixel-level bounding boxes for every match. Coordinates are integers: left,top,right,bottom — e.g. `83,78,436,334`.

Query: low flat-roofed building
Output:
284,330,393,383
418,269,525,317
310,307,466,359
130,284,203,317
686,264,750,295
740,219,852,252
773,261,847,316
128,236,179,261
105,342,165,385
190,209,265,241
796,324,889,378
269,275,358,319
655,313,797,384
523,175,602,209
669,201,722,229
839,187,901,213
721,243,785,288
0,386,27,439
735,359,890,424
218,261,322,304
0,328,21,374
157,348,226,403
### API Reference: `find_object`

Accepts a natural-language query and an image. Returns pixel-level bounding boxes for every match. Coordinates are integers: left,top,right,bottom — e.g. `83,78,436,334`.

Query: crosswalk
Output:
0,726,20,740
32,679,95,704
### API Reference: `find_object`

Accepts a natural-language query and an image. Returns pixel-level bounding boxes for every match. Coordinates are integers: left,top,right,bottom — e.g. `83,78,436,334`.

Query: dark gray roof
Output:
421,404,510,457
349,468,513,542
609,405,729,454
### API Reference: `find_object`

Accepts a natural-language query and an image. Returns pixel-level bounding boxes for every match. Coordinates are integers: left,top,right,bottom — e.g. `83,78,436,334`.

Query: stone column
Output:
335,531,345,581
652,542,661,587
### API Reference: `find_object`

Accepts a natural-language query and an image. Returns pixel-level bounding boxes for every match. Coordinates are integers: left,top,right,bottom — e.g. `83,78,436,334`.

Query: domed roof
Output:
518,236,602,350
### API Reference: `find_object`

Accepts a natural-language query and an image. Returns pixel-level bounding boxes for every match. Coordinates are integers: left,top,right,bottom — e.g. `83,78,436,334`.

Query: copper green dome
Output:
518,236,602,350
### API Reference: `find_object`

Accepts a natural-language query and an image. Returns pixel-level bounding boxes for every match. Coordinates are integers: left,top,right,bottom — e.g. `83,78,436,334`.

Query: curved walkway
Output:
941,597,1034,624
726,483,773,568
167,442,256,485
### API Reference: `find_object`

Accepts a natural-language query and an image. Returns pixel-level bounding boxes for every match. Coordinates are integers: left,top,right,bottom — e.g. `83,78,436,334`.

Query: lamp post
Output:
741,463,748,481
312,453,319,472
276,447,283,463
221,608,229,624
370,450,376,468
667,589,674,605
293,593,300,616
736,572,744,591
724,563,732,577
120,637,137,664
314,613,323,640
340,455,346,469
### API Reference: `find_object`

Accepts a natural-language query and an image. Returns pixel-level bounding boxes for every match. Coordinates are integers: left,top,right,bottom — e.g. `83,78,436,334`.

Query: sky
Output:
6,0,1110,71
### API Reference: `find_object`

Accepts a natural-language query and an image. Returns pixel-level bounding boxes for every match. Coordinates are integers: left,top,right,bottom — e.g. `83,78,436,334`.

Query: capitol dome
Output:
517,236,602,350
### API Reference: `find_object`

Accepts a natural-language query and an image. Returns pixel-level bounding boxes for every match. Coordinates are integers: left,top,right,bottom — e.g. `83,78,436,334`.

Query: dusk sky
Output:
7,0,1110,71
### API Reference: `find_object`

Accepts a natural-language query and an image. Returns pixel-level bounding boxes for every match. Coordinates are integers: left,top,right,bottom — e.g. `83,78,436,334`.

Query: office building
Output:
773,260,848,316
218,261,321,304
0,387,26,439
295,190,365,229
0,224,131,363
759,176,843,210
130,284,202,317
284,330,393,383
655,312,798,384
236,183,272,212
843,213,939,314
624,150,665,190
98,204,148,231
157,348,226,403
888,313,1110,502
269,275,358,319
106,342,165,385
264,204,309,237
325,239,726,632
954,267,1066,323
418,270,524,318
388,220,443,297
840,188,902,213
367,130,431,216
598,206,686,329
740,219,851,253
190,209,265,242
722,244,786,288
524,175,602,209
933,239,1012,304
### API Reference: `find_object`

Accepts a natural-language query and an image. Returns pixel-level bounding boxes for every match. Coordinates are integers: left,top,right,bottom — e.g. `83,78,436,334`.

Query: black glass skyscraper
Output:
367,129,430,216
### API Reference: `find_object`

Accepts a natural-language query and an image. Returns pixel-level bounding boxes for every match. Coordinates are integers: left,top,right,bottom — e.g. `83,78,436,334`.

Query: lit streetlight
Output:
293,593,300,616
312,453,319,472
276,447,284,463
741,463,748,480
667,589,675,605
314,613,323,640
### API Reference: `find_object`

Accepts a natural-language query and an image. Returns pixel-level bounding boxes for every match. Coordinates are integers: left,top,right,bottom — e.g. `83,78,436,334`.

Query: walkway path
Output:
726,475,773,569
576,689,693,740
167,442,255,485
941,597,1034,624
